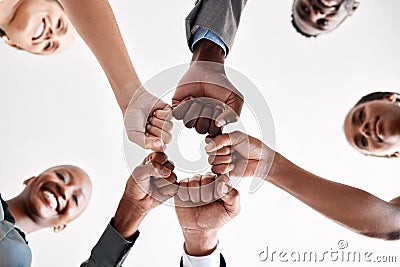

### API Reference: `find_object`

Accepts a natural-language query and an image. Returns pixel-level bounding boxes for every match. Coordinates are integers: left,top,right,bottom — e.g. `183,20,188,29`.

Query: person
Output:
0,165,92,266
172,0,247,137
343,91,400,157
291,0,360,37
205,131,400,240
0,0,74,54
81,153,237,267
175,173,240,267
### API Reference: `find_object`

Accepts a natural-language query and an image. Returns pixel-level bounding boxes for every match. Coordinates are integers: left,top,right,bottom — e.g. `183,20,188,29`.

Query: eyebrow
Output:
351,110,356,125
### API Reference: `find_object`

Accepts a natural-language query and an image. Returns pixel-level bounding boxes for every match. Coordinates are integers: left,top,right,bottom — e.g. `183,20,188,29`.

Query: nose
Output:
56,183,72,200
360,122,371,137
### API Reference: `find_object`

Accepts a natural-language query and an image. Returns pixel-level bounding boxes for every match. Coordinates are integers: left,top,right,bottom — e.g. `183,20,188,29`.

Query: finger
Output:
149,116,173,132
146,125,172,144
143,135,165,152
204,131,245,153
159,183,179,196
206,146,231,156
200,176,215,203
208,154,233,165
132,163,168,181
148,152,168,165
183,99,203,128
172,97,193,120
214,175,231,199
211,163,235,175
163,161,175,172
195,104,213,134
219,186,240,217
153,106,173,121
215,109,239,128
153,173,177,188
177,178,190,202
208,105,223,137
187,175,201,203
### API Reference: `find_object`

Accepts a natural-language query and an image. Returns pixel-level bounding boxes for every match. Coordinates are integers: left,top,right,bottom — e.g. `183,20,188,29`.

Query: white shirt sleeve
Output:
182,241,221,267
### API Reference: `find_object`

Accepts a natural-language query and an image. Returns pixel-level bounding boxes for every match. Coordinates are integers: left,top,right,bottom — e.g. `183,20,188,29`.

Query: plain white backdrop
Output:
0,0,400,266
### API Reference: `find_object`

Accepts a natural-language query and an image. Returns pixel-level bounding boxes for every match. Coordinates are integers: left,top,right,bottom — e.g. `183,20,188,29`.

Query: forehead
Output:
46,166,92,191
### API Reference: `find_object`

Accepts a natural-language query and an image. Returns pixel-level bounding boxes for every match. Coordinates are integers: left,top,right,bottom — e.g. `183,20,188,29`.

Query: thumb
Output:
217,183,240,217
205,131,245,153
129,131,165,152
132,162,169,182
215,109,239,128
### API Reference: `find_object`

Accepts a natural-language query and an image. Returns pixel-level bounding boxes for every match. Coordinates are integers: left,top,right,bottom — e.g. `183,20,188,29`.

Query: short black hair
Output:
291,13,316,38
355,91,400,106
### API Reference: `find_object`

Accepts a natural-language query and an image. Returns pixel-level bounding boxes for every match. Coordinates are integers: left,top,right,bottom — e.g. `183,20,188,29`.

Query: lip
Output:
41,183,65,213
32,18,46,41
371,117,383,142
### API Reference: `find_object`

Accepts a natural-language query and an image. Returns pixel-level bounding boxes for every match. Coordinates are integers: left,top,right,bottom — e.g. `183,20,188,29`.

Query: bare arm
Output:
60,0,140,114
268,153,400,240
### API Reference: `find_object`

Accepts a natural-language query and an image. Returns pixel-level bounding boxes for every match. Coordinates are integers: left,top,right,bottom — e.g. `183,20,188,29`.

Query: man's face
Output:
23,165,92,229
343,98,400,157
292,0,359,36
3,0,74,54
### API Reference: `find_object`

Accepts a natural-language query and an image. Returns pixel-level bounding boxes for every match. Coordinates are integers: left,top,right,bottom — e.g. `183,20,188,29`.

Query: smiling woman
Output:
343,92,400,157
0,0,73,54
0,165,92,266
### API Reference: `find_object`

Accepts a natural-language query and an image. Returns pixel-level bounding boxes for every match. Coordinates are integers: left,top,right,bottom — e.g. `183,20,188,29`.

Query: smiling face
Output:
343,95,400,157
2,0,73,54
292,0,359,36
22,165,92,230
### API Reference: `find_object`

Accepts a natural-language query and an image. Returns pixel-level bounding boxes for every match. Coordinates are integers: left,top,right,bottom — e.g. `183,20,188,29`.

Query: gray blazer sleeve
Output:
0,203,32,267
186,0,248,54
80,221,139,267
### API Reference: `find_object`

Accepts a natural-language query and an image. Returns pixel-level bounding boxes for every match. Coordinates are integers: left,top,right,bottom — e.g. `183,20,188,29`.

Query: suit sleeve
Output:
80,220,140,267
186,0,248,54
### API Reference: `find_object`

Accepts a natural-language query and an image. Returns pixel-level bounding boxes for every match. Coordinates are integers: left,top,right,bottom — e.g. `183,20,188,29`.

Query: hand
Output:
172,40,243,136
205,131,275,179
124,87,173,152
174,173,240,256
113,152,177,238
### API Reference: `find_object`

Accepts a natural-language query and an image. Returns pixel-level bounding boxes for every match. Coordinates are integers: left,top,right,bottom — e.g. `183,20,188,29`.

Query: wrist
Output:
192,39,225,64
113,195,147,239
265,152,284,182
183,229,219,256
118,81,144,114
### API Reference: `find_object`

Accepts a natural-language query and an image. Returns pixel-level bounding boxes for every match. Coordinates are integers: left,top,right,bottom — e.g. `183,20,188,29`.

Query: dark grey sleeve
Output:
80,221,140,267
186,0,248,54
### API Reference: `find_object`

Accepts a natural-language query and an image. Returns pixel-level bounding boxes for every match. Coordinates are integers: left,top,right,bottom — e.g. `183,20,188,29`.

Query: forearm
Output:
267,153,400,239
183,229,219,256
61,0,141,113
113,195,146,239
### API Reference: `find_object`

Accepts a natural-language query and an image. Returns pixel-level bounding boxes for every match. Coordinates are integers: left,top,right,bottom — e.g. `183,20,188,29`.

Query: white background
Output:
1,0,400,266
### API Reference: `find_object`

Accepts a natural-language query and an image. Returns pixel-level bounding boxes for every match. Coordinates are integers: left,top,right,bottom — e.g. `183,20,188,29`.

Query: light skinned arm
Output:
60,0,172,151
206,131,400,240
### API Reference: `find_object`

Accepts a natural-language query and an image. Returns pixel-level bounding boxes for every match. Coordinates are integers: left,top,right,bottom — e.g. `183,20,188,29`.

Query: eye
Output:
44,42,51,51
300,2,310,14
72,195,78,206
317,19,329,27
359,109,365,123
56,172,66,182
361,136,368,148
57,19,62,30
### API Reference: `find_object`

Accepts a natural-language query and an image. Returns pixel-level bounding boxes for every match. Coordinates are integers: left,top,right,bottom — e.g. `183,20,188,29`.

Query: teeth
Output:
43,190,57,210
33,21,45,39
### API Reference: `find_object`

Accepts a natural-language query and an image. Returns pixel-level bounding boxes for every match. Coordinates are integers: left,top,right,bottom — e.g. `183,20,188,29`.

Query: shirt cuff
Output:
182,241,221,267
90,219,140,266
190,26,227,56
